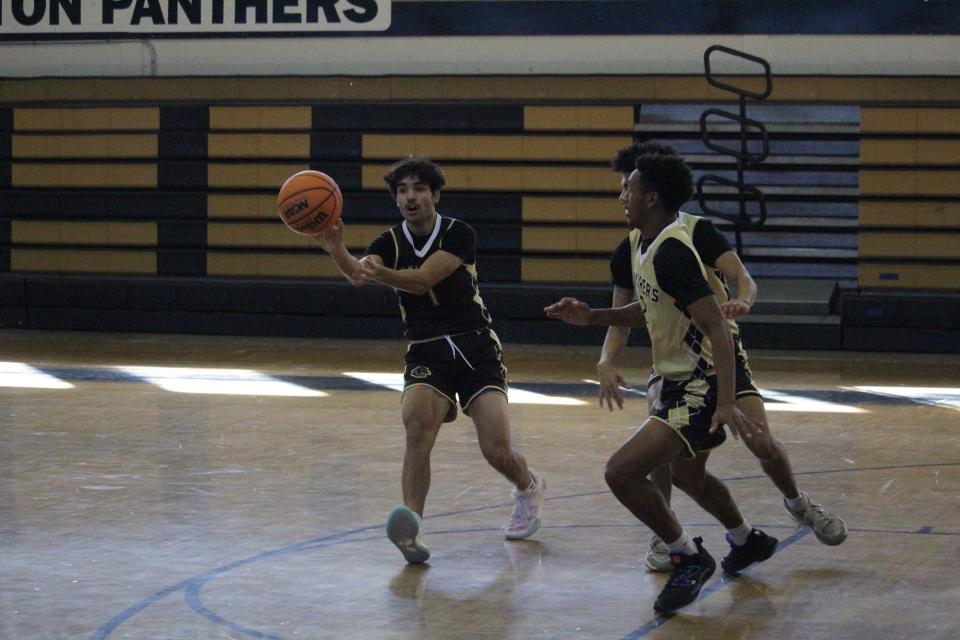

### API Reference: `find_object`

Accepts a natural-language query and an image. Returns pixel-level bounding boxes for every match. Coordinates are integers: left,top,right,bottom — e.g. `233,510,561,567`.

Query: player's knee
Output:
746,432,779,462
605,458,635,494
403,416,438,449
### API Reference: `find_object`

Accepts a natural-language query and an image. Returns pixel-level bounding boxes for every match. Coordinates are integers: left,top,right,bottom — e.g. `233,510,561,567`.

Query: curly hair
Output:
634,151,693,212
383,156,446,197
610,141,677,173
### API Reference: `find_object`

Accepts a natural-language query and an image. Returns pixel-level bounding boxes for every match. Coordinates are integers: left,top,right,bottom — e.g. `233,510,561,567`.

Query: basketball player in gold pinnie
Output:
314,156,545,565
545,148,776,613
602,143,847,574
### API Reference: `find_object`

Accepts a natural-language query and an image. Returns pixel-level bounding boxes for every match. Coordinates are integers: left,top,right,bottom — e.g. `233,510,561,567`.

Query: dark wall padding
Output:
8,273,944,350
842,291,960,352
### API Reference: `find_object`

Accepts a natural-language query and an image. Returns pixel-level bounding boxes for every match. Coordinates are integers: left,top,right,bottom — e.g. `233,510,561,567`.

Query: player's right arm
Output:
653,237,763,440
685,294,761,440
596,284,635,411
544,297,646,328
597,235,637,410
312,219,367,286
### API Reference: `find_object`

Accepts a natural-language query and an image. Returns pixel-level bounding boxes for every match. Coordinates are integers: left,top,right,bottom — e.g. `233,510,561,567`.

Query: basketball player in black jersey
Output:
314,157,545,564
604,143,847,573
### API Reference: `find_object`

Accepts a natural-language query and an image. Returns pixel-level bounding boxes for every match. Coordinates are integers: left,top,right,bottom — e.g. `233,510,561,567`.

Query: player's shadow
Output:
719,573,780,619
712,566,849,623
389,563,432,605
388,540,546,639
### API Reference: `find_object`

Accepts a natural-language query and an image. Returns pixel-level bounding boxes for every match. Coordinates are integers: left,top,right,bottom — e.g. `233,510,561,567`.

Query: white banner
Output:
0,0,391,34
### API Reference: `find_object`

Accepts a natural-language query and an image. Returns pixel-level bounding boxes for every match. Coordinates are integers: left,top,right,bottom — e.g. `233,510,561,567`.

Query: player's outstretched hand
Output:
312,219,344,254
544,297,592,326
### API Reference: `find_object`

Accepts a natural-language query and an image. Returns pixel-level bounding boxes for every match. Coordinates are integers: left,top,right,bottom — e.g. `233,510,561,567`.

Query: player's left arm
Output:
686,296,763,439
357,250,462,295
694,219,757,320
715,250,757,319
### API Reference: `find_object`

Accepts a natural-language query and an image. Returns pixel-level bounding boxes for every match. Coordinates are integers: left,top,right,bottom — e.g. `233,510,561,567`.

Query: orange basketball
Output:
277,170,343,235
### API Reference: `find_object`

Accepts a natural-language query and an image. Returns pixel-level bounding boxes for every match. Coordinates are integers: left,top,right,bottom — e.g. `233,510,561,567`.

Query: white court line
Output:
580,378,866,414
854,386,960,411
344,372,587,406
758,389,868,414
117,366,327,397
0,362,74,389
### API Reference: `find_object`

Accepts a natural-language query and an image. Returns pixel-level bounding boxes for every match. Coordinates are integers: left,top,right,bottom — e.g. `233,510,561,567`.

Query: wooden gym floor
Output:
0,329,958,640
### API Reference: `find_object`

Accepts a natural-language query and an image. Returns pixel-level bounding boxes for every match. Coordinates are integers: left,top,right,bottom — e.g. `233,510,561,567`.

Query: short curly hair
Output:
634,151,693,212
610,141,677,173
383,156,446,197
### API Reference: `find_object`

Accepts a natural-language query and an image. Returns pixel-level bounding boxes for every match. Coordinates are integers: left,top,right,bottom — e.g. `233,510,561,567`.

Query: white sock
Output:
785,492,810,511
727,521,753,546
666,532,698,555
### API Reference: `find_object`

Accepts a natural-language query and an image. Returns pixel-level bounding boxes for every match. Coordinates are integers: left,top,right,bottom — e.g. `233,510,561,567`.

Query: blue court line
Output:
183,535,384,640
87,495,529,640
183,525,811,640
719,461,960,483
184,521,960,640
87,527,382,640
89,461,960,640
619,528,812,640
92,519,960,640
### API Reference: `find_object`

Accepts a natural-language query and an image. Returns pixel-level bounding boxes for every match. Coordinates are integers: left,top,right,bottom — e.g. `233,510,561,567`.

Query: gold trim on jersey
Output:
630,218,715,381
387,228,400,270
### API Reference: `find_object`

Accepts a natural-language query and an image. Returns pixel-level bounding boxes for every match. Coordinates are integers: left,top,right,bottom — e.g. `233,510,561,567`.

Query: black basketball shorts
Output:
403,328,508,422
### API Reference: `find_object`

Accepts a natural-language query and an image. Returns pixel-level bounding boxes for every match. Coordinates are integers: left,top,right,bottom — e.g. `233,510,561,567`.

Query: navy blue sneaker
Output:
721,528,778,575
653,537,716,614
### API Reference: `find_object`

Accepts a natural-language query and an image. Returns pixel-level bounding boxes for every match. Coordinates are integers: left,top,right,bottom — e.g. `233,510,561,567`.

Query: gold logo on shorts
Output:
410,366,431,379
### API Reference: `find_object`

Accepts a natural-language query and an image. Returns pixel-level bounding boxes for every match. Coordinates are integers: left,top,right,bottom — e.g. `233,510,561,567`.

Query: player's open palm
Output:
596,361,628,411
711,402,764,441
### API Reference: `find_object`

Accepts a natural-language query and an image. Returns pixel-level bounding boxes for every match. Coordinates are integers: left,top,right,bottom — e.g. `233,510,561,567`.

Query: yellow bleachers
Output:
859,107,960,290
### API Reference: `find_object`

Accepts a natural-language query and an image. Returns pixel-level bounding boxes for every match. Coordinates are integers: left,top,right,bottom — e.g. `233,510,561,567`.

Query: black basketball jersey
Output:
365,215,492,341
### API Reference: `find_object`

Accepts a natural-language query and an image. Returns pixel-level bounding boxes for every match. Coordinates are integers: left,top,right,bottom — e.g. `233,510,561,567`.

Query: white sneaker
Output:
386,505,431,564
645,534,673,572
784,493,848,546
505,472,545,540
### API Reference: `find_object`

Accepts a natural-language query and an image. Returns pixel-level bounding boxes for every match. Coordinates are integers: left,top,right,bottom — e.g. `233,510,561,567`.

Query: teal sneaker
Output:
386,505,430,564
